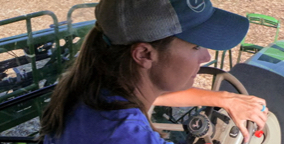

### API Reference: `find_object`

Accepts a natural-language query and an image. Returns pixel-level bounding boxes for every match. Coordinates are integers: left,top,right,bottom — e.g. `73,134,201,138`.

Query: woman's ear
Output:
131,43,158,69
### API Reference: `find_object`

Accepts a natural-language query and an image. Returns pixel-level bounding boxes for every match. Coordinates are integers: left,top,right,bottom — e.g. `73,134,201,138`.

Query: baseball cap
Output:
95,0,249,50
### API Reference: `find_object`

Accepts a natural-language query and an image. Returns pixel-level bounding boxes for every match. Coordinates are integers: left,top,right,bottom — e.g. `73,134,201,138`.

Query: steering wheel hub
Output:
186,114,213,138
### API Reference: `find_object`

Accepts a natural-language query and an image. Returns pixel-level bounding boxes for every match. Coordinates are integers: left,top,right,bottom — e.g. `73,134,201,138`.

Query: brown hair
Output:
39,23,175,141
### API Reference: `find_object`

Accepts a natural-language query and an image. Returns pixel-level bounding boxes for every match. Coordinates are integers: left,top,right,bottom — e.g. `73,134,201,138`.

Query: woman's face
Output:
150,38,211,92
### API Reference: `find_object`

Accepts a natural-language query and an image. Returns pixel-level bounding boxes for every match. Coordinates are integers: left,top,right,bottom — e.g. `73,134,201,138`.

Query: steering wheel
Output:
149,67,254,144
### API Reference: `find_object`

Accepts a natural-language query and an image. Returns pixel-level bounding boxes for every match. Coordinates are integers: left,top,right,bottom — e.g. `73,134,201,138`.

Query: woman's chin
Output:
179,82,194,91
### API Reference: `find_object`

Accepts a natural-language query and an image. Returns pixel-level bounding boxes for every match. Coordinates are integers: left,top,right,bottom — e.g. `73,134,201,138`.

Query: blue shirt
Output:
44,96,174,144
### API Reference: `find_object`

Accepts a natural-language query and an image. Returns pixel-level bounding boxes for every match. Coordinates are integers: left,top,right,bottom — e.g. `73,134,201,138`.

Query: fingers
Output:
255,103,268,115
225,93,269,141
257,98,266,106
250,103,268,130
249,96,266,106
257,106,269,130
238,122,250,143
251,114,266,130
263,106,269,114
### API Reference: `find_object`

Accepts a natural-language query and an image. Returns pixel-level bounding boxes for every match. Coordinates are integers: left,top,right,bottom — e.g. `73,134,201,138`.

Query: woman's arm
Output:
153,87,227,107
153,87,268,142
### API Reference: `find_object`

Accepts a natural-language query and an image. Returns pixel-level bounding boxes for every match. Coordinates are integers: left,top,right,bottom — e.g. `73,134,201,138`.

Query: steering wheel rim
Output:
210,71,253,144
149,67,253,144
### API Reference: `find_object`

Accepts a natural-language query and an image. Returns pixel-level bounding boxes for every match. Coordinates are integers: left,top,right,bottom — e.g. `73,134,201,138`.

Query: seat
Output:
236,13,280,63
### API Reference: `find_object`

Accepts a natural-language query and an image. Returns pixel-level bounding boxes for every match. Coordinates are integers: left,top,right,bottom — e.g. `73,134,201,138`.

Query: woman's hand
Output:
221,92,269,142
154,88,269,142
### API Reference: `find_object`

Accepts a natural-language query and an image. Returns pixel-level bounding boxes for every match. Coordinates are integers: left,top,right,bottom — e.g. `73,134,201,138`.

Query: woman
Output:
40,0,268,143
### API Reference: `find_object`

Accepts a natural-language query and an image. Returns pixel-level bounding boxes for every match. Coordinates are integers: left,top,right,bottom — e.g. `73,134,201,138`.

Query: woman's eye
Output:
193,46,201,50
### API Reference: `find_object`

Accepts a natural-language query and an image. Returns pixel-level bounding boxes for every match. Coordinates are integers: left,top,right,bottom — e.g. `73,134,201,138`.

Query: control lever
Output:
212,110,230,124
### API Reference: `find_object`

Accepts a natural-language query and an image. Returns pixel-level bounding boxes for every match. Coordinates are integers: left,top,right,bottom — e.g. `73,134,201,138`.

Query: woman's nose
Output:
199,48,211,64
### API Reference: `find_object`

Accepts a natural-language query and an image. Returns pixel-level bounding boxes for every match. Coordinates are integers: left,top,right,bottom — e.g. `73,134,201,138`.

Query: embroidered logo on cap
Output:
187,0,206,13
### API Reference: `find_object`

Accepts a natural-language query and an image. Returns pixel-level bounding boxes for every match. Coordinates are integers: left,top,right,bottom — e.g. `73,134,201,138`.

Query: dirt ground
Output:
1,0,284,89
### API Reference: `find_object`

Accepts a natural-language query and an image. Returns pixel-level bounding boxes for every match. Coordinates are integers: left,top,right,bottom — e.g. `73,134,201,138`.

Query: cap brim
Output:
175,8,249,50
